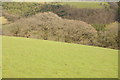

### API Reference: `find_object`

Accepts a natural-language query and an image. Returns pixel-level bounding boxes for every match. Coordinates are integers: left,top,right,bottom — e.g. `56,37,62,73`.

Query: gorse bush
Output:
0,29,2,35
92,24,106,31
96,22,119,49
2,11,20,22
108,2,118,9
3,12,97,45
117,1,120,22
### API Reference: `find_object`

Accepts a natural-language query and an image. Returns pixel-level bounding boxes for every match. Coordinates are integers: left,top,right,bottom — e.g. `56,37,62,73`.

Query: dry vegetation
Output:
3,12,119,49
97,22,119,49
3,12,97,45
0,16,9,24
40,4,118,24
2,2,118,24
2,2,119,49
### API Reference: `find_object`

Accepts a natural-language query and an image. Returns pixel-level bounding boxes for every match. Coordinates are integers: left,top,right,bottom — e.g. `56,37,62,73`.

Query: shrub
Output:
97,22,119,49
2,11,20,22
92,24,106,31
0,29,2,35
108,2,118,9
3,12,97,46
117,1,120,22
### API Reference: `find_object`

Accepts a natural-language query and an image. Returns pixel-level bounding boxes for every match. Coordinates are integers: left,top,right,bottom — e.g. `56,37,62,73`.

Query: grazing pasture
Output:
53,2,109,8
0,36,1,79
2,36,118,78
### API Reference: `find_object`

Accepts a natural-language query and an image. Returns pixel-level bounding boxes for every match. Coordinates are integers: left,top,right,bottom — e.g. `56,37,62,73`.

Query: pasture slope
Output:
2,36,118,78
0,35,2,79
54,2,109,8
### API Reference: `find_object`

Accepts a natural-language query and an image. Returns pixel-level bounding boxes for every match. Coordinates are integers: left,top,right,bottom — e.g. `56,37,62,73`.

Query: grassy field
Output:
53,2,109,8
0,35,2,79
2,36,118,78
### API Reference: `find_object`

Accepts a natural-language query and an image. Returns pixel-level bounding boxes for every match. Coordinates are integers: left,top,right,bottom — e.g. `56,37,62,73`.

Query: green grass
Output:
0,36,2,79
53,2,109,8
2,36,118,78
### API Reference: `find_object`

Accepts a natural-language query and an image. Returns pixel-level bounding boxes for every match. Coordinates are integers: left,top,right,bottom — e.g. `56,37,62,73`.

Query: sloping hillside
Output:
3,12,97,45
2,36,118,78
3,2,117,24
0,36,1,79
